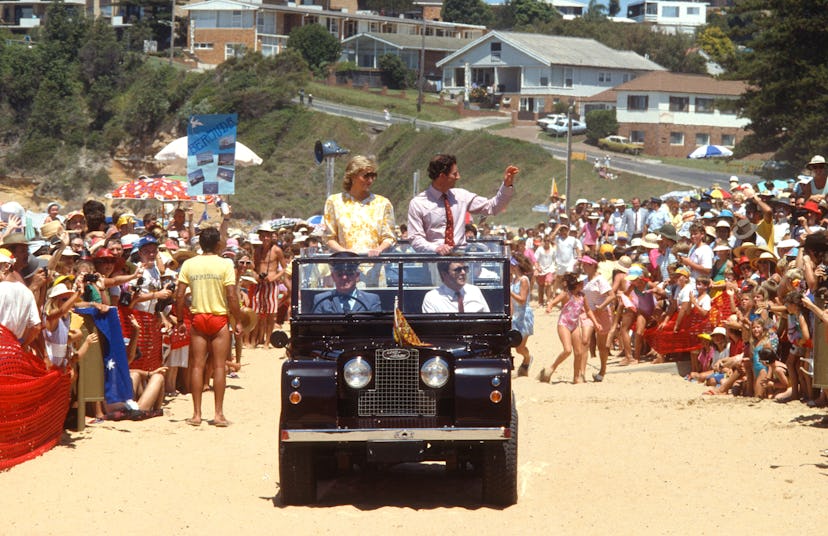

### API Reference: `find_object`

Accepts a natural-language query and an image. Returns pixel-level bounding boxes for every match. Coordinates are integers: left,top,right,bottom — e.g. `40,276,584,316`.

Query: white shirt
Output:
688,242,713,280
583,275,611,310
132,264,161,313
555,235,581,266
0,281,41,339
535,245,556,275
422,284,490,313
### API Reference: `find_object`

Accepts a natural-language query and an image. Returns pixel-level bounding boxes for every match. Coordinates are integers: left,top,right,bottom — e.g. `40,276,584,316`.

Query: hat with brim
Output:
0,251,12,264
715,220,731,229
47,283,75,299
657,224,679,243
615,256,632,273
60,246,80,258
65,211,85,222
732,242,755,258
675,267,690,277
1,233,28,247
733,220,756,240
777,238,800,250
698,333,711,341
807,155,826,168
172,249,197,266
713,243,731,252
750,251,778,269
237,307,258,334
711,326,728,338
625,265,645,281
630,238,643,248
21,255,47,280
257,223,275,233
803,200,822,216
40,220,64,240
745,245,774,262
640,233,659,249
682,211,696,222
136,235,158,250
578,255,598,265
705,226,717,239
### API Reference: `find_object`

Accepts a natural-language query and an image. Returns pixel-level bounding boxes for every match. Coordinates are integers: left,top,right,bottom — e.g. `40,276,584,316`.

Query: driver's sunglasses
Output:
451,265,469,274
334,269,359,276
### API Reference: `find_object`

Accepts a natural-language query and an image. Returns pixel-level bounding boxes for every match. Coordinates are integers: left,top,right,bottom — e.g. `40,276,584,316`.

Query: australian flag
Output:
75,307,134,404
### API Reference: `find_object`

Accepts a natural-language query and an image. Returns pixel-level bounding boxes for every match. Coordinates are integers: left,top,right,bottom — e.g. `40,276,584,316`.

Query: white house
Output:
626,0,707,34
613,71,748,157
436,31,665,118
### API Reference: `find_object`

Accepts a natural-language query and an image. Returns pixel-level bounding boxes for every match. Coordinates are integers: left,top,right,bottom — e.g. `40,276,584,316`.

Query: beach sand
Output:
2,311,827,535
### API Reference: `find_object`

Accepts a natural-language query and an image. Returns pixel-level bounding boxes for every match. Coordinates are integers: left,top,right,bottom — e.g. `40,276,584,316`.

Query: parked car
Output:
273,244,520,506
537,113,567,130
598,135,643,155
546,118,587,136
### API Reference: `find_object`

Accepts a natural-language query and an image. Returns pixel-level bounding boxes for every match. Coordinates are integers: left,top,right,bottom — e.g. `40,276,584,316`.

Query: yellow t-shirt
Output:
178,254,236,315
756,219,775,251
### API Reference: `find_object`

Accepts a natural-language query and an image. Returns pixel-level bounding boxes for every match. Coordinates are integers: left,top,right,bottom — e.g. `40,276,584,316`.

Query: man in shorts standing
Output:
176,227,243,427
253,224,285,348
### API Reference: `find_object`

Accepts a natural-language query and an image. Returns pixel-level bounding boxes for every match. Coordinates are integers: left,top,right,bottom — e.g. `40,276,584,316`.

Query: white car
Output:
546,118,587,136
537,114,567,130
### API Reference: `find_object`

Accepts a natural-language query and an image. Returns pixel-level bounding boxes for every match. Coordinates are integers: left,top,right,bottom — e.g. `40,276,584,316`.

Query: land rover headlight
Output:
343,357,372,389
420,357,449,388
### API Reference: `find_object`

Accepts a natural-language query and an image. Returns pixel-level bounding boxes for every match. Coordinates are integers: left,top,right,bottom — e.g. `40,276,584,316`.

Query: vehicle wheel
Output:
279,442,317,505
624,148,631,154
481,399,518,506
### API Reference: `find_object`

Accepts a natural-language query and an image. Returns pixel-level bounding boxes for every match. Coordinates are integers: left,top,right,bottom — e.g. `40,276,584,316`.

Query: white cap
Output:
715,220,731,228
61,246,80,257
48,283,75,299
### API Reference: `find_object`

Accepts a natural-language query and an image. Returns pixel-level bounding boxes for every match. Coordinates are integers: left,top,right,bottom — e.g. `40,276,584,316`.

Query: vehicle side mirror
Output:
270,330,289,349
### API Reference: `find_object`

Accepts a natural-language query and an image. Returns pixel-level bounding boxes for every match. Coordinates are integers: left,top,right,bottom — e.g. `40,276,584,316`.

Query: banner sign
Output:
186,113,238,196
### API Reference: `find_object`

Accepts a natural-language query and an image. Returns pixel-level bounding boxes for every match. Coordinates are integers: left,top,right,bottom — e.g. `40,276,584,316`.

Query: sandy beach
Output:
2,312,827,535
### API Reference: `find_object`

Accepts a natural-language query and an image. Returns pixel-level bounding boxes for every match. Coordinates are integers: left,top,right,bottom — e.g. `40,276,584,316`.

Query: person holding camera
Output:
127,236,170,373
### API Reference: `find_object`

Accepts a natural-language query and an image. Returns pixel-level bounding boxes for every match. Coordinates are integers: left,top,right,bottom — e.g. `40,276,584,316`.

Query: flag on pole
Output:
393,298,430,347
551,177,560,197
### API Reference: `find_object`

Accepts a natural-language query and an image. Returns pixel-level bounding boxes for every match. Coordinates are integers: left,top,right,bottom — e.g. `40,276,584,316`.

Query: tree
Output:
584,109,618,144
287,24,341,75
584,0,608,22
442,0,494,27
697,26,736,68
378,54,415,90
508,0,560,28
730,0,828,164
608,0,620,17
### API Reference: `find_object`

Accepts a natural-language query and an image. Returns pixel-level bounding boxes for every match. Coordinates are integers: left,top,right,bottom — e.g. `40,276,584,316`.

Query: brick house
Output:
613,71,749,157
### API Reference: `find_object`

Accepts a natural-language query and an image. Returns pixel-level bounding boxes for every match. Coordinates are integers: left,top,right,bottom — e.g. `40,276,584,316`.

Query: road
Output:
301,97,758,190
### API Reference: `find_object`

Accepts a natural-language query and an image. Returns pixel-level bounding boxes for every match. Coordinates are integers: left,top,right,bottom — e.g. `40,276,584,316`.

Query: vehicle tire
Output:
481,399,518,506
279,441,317,505
624,148,631,154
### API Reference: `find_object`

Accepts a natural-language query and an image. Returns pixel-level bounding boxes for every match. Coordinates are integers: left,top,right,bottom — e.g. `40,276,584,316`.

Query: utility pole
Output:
417,18,425,113
565,99,574,212
169,0,175,65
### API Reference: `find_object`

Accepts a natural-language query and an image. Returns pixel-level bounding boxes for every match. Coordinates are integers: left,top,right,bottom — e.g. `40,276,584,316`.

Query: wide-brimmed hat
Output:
733,242,755,258
237,306,258,334
711,326,727,337
803,200,822,216
657,224,679,243
745,245,774,262
1,233,28,247
47,283,75,299
640,233,659,249
807,155,826,168
750,250,778,269
715,220,731,229
733,219,756,240
615,256,632,273
21,255,47,280
625,265,646,281
65,210,85,222
256,223,275,233
40,220,64,240
713,242,731,252
172,249,198,266
777,238,800,250
60,246,80,258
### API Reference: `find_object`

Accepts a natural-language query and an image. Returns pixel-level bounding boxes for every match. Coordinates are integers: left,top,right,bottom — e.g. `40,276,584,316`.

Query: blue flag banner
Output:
75,307,134,405
186,113,238,196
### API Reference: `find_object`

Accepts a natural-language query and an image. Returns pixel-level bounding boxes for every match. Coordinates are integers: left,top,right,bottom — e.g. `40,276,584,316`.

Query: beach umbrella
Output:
687,145,734,159
306,214,324,225
108,175,215,203
154,137,263,166
708,186,732,199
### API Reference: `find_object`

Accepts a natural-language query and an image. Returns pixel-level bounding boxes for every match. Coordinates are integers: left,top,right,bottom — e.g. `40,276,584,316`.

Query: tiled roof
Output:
612,71,747,95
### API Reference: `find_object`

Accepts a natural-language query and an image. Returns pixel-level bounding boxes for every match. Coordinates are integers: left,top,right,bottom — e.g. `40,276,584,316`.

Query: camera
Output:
83,273,100,283
118,277,145,307
259,272,267,280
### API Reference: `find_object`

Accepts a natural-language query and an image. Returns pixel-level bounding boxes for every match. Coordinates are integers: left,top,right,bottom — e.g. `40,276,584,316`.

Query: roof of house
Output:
437,31,666,71
185,0,259,11
341,32,473,52
582,88,617,103
612,71,747,95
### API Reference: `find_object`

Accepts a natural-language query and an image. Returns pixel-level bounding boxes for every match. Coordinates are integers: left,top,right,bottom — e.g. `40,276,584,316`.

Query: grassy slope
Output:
231,107,681,227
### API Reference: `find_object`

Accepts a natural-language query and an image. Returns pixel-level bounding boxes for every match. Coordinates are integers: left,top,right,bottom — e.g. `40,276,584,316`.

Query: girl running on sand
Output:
539,272,597,384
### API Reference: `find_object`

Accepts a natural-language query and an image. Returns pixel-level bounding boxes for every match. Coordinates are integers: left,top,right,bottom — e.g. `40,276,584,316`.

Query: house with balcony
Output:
436,31,665,119
613,71,748,157
0,0,84,30
184,0,485,67
626,0,706,34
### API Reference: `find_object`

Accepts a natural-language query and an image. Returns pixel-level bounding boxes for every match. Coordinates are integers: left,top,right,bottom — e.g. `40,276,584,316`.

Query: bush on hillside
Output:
378,54,416,90
584,109,618,144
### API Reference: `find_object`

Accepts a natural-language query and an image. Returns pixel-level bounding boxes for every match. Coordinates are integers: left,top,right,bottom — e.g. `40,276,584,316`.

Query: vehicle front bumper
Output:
280,427,509,442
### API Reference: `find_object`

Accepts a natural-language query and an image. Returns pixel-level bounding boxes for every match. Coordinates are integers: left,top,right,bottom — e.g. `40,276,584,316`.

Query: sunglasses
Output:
362,172,377,179
333,269,359,276
238,260,253,265
451,266,469,274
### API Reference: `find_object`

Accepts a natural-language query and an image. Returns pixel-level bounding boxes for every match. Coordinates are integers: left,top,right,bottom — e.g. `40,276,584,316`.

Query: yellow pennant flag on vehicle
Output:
551,177,560,197
393,298,430,347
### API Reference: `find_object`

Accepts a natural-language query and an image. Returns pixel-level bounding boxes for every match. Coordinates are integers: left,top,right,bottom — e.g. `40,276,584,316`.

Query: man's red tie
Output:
443,193,454,247
456,291,464,313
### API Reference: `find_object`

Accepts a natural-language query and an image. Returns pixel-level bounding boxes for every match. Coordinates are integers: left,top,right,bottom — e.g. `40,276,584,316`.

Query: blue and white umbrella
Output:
306,214,324,225
687,145,734,159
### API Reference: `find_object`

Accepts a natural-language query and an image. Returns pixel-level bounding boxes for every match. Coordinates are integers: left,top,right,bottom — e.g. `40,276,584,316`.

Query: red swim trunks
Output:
192,313,228,336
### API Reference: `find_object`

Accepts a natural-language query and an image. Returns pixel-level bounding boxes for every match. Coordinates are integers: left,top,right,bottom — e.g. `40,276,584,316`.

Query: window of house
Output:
695,133,710,146
662,6,679,17
669,96,689,112
491,42,501,60
598,71,611,83
627,95,648,110
225,43,246,60
622,73,631,83
646,2,657,15
326,17,338,37
687,7,700,15
669,132,684,145
540,77,548,86
454,68,465,88
195,42,213,50
630,130,645,143
695,97,714,113
564,67,573,88
721,134,735,147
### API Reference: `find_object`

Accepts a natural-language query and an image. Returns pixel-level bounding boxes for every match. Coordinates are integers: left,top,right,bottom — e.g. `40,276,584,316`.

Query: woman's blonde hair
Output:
342,155,377,192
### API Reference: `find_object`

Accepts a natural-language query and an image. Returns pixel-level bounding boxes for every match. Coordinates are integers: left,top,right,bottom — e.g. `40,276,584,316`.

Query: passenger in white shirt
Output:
422,261,490,313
